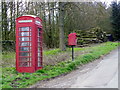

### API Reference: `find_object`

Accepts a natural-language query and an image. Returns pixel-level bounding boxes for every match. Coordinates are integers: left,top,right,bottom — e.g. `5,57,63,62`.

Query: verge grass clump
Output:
43,49,62,55
2,42,119,88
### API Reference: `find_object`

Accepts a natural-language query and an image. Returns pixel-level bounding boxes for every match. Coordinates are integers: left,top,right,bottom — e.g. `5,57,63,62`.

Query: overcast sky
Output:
100,0,118,5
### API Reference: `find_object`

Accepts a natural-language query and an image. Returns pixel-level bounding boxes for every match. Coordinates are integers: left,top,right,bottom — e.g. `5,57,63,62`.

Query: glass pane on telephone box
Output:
37,28,41,67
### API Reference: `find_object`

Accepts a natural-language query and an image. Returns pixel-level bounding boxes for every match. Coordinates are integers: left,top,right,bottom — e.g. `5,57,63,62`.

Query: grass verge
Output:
2,46,85,67
2,42,119,88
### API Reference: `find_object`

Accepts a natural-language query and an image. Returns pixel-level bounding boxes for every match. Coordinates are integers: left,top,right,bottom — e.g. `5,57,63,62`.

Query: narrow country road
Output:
30,47,119,88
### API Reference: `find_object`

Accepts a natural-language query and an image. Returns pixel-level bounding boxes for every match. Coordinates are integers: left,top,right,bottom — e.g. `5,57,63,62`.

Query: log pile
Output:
74,27,107,47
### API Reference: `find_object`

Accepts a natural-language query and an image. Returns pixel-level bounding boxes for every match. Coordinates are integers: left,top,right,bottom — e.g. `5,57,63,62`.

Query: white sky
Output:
100,0,119,6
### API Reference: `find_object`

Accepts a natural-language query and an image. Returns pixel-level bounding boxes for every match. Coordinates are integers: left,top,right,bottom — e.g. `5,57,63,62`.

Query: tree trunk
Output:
0,1,2,41
2,2,8,40
59,2,66,51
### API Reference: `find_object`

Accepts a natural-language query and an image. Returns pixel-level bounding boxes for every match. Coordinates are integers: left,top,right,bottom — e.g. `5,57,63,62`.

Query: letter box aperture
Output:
16,15,43,73
68,33,77,46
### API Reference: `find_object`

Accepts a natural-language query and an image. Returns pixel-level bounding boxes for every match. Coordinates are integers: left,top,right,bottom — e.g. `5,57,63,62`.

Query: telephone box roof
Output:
23,15,37,18
16,15,42,21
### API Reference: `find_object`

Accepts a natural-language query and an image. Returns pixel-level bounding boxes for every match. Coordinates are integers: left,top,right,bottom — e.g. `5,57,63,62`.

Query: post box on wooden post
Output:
68,33,77,61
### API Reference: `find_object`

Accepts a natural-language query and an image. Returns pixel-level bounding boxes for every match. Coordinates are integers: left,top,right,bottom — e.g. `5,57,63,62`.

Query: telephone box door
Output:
36,27,43,70
16,25,35,73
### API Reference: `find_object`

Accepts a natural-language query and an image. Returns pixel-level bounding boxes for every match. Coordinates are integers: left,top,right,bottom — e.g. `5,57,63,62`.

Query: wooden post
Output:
72,45,74,61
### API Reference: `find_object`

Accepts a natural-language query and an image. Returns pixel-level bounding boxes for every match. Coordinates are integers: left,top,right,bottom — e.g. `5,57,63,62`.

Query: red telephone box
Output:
16,15,43,73
68,33,77,46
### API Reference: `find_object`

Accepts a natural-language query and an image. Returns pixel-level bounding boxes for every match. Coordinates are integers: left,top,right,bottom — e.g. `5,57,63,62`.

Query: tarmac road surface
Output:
30,47,119,88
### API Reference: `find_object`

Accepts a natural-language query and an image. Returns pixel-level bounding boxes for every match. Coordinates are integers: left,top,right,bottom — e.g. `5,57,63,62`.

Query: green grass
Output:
2,46,86,67
2,52,15,68
2,47,85,67
2,42,119,88
2,47,84,58
2,49,62,60
43,49,62,55
43,47,86,55
0,66,2,89
2,52,15,60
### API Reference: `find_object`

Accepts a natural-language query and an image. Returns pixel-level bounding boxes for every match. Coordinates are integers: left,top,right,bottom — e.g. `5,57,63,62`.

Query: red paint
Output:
68,33,77,46
16,15,43,73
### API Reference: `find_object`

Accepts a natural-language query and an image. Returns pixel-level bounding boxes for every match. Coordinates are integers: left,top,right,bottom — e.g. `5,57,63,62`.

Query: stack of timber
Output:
74,27,107,47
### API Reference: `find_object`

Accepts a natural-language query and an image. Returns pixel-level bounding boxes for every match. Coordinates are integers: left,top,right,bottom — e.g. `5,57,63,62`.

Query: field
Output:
1,42,119,88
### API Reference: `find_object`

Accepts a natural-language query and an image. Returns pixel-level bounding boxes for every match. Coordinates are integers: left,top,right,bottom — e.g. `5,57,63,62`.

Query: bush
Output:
2,40,15,51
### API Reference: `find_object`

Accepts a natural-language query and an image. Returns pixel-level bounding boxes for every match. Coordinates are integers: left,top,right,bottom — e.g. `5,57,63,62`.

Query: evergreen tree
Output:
111,1,120,40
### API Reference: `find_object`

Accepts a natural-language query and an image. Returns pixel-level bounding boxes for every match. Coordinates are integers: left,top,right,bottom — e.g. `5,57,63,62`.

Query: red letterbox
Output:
16,15,43,73
68,33,77,46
